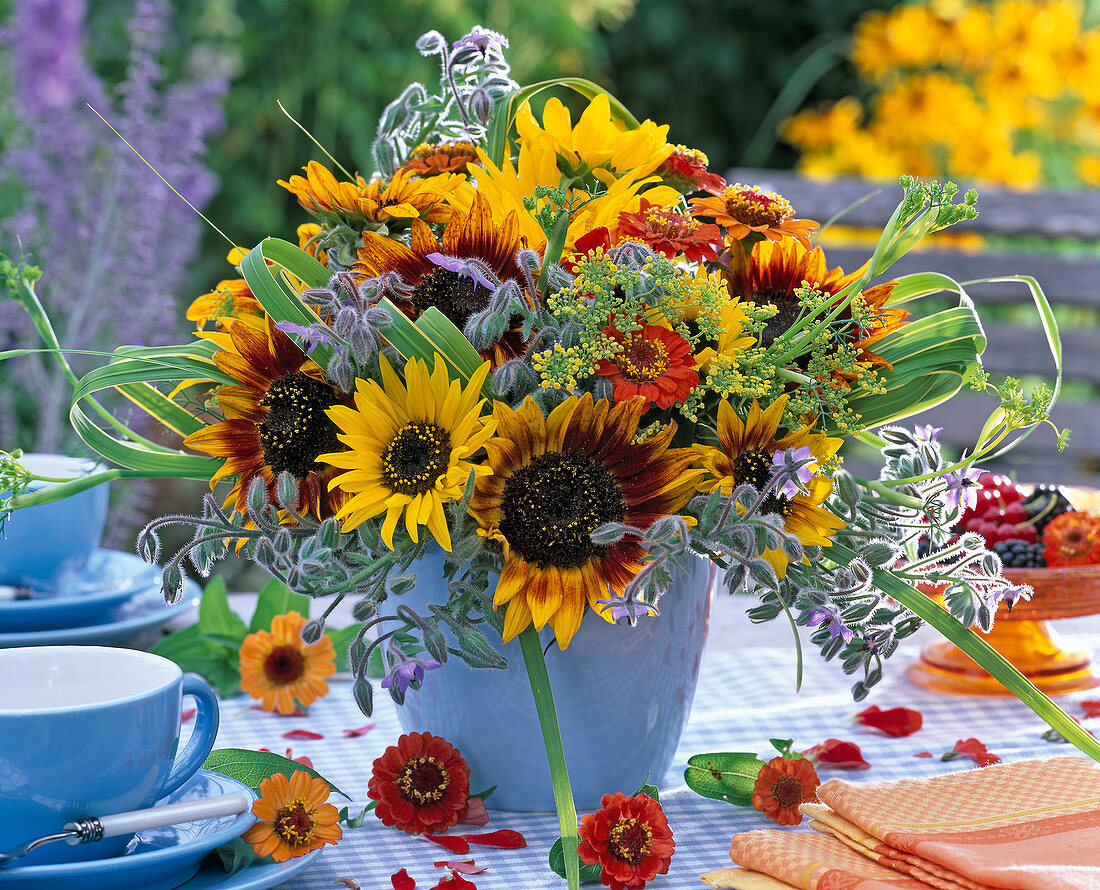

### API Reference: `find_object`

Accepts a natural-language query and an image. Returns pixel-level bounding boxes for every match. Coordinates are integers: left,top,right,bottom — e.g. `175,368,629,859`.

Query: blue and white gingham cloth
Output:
207,633,1100,890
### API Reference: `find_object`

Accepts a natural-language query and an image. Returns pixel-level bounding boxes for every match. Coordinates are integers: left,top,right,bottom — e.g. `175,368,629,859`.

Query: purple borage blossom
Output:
805,607,855,643
941,465,985,513
771,445,815,499
381,657,443,695
425,251,497,291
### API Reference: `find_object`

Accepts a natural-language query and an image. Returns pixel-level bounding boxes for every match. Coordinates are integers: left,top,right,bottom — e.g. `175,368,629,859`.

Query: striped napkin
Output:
702,756,1100,890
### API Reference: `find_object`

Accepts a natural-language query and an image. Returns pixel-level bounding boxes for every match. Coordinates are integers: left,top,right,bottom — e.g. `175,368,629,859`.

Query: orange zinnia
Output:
691,182,818,248
238,611,336,714
595,322,699,411
577,792,675,890
751,756,820,826
1043,512,1100,567
615,199,721,263
399,140,481,177
241,770,342,862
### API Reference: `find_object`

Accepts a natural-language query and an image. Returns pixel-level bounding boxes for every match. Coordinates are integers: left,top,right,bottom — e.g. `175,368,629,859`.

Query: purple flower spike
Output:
381,657,443,695
426,251,496,291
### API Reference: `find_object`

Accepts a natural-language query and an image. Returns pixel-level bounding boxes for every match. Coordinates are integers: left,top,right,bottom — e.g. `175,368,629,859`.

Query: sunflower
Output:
722,238,908,382
690,182,818,248
184,317,348,520
354,191,530,365
185,247,264,329
595,322,699,410
615,199,721,263
278,161,462,228
367,731,471,836
693,397,845,578
238,611,337,714
319,355,495,552
241,770,342,862
468,393,700,648
751,756,820,826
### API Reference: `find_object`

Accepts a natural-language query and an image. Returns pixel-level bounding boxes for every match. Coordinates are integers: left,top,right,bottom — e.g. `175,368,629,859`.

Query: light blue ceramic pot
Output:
394,547,715,811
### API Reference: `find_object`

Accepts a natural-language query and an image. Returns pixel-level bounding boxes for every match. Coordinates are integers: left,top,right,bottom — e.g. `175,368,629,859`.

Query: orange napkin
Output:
703,756,1100,890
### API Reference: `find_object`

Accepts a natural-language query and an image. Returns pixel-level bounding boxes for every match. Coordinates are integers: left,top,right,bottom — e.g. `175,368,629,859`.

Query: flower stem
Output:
518,625,579,890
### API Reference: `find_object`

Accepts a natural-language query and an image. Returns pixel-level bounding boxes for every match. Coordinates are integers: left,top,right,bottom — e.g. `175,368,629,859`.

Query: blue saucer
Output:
173,848,320,890
0,770,258,890
0,578,200,648
0,550,161,632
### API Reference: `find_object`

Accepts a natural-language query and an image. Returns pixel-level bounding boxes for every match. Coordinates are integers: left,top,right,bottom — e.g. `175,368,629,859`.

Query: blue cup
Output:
0,453,110,590
0,646,220,865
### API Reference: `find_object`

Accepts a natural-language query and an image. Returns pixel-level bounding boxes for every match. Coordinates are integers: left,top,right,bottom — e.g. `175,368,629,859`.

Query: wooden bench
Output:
726,168,1100,487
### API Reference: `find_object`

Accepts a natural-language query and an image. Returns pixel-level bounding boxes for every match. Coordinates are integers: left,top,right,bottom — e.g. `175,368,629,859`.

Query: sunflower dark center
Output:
274,800,315,844
382,422,451,496
412,267,492,329
258,372,342,478
263,645,306,685
499,452,625,569
396,756,450,804
620,337,669,382
733,447,792,516
771,774,804,808
609,818,652,863
755,288,803,348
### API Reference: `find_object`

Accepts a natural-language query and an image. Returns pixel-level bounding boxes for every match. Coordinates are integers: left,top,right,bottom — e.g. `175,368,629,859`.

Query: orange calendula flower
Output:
238,611,337,715
656,144,726,194
691,182,818,248
615,199,721,263
751,756,820,825
367,731,471,836
186,248,264,329
278,161,461,227
296,223,328,266
469,394,700,648
399,140,481,177
577,792,675,890
184,317,348,520
595,322,699,410
1043,512,1100,567
241,770,342,862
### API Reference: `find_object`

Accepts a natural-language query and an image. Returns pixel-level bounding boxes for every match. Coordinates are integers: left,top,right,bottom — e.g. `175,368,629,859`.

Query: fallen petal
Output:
461,829,527,849
459,797,489,827
801,739,870,770
854,705,923,737
425,834,471,855
391,868,416,890
343,722,376,738
282,729,324,740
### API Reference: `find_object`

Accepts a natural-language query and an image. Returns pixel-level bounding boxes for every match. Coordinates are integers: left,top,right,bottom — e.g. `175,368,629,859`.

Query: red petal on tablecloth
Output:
433,860,486,874
425,834,471,854
432,873,477,890
914,751,933,758
343,722,376,737
944,737,1002,766
1081,700,1100,718
282,729,324,740
336,879,361,890
460,797,489,826
854,704,923,737
801,738,871,770
461,829,527,848
391,868,416,890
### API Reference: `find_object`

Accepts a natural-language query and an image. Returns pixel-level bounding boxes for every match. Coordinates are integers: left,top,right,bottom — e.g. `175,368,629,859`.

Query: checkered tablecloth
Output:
208,632,1100,890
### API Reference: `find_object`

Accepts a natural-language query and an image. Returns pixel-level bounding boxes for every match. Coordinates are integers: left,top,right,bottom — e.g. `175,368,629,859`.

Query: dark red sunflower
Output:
367,732,471,836
577,792,675,890
722,238,908,382
595,322,699,411
354,190,530,366
615,199,721,263
184,317,348,520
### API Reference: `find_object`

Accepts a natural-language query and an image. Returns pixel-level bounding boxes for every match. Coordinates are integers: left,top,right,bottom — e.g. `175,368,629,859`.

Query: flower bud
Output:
415,30,447,56
300,619,324,644
469,88,493,124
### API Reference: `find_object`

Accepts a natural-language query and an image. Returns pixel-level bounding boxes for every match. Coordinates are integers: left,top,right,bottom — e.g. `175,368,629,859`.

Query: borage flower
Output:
241,770,342,862
368,732,471,836
184,317,348,520
751,756,820,825
320,355,494,551
691,182,818,248
615,199,721,263
693,396,845,578
577,792,674,890
238,610,336,715
595,322,699,411
469,394,699,648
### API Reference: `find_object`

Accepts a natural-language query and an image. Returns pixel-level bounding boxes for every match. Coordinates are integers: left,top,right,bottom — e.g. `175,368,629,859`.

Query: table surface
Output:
201,594,1100,890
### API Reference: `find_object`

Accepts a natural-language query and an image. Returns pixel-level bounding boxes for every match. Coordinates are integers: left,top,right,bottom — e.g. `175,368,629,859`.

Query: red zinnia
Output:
577,792,675,890
367,732,471,836
751,756,820,826
595,322,698,410
1043,512,1100,567
655,144,726,194
615,199,721,263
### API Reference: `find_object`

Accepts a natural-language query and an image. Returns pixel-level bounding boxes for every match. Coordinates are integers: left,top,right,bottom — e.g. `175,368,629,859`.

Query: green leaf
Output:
203,748,350,800
150,624,241,698
470,785,497,801
684,753,768,806
199,577,249,648
338,802,376,828
365,644,385,679
548,838,602,885
325,624,365,673
212,838,263,875
634,783,659,802
249,577,311,633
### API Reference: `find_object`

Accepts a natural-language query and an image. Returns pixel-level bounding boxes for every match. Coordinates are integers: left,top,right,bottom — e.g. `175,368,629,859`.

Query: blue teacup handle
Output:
161,674,221,797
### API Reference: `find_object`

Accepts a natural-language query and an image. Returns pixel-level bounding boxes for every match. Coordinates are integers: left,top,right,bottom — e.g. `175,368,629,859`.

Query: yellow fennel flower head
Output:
318,355,496,552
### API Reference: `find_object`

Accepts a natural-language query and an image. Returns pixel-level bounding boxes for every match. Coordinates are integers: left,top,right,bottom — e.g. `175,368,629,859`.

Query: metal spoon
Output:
0,793,251,866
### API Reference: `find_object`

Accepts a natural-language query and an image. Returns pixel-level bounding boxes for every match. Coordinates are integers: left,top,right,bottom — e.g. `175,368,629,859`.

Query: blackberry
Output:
992,538,1046,569
1021,485,1075,534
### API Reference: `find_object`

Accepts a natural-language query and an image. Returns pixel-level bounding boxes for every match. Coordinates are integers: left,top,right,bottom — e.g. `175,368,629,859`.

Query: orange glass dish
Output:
906,565,1100,696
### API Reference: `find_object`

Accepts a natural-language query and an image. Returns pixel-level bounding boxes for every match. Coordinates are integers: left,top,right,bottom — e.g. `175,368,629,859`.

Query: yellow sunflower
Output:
468,393,700,649
693,396,845,578
319,355,495,552
184,318,348,520
238,611,337,715
241,770,342,862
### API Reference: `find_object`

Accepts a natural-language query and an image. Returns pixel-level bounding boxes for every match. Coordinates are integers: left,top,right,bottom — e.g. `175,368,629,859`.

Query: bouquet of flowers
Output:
2,24,1095,889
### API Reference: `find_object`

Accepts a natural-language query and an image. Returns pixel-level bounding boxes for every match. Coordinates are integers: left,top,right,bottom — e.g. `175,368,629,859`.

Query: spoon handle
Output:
64,793,252,841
